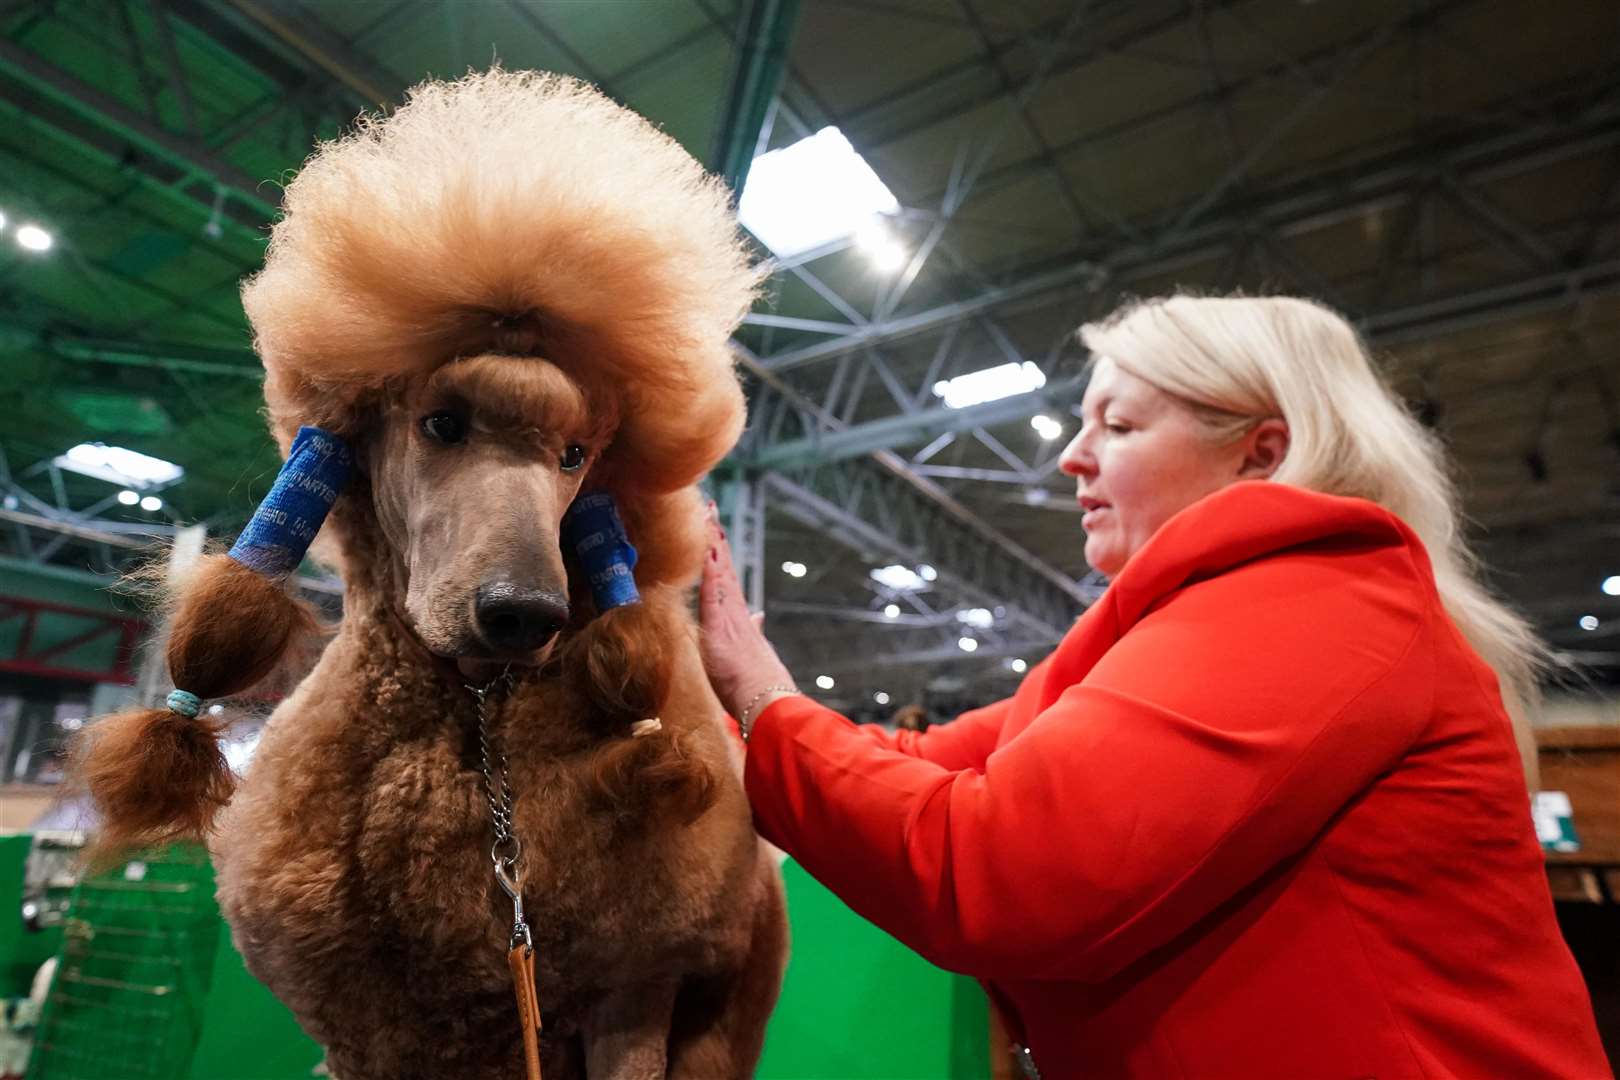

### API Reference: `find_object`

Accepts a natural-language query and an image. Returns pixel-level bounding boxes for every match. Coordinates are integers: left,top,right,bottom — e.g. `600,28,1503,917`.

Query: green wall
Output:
758,859,990,1079
0,835,62,999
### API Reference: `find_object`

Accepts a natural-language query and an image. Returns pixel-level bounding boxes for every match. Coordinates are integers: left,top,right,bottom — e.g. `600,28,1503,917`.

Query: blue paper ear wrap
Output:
227,426,353,582
561,491,641,611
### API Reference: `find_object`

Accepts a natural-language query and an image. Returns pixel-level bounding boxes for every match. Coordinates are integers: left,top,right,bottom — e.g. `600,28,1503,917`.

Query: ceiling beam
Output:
0,36,279,219
0,322,261,379
750,375,1084,469
710,0,802,192
224,0,400,107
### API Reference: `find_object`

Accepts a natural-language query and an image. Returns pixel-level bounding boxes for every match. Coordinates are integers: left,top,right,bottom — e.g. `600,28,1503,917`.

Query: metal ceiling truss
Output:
0,445,177,578
760,461,1081,643
752,88,1620,377
721,5,1620,685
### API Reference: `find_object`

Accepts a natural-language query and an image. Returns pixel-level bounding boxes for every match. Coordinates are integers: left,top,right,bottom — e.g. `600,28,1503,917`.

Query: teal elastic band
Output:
165,690,202,719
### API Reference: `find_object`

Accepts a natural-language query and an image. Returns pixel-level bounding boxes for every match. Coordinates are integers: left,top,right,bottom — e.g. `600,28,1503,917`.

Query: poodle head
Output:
241,69,760,591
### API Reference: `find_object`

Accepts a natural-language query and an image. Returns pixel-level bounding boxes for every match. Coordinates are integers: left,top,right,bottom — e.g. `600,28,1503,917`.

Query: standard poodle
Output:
74,69,787,1079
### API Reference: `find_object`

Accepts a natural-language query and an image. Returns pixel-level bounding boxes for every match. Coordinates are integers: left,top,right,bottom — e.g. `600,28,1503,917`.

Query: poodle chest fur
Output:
210,621,780,1080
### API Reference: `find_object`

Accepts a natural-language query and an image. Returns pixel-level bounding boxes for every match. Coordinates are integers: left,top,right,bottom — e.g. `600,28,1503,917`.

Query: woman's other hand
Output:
698,503,797,726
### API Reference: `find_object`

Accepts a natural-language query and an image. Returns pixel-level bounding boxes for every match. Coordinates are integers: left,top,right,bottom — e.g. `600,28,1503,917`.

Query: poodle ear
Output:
70,555,315,867
588,730,717,827
569,596,716,825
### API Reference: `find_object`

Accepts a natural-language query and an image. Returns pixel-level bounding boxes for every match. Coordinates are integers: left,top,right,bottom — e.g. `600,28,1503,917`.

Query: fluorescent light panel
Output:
739,127,900,258
934,362,1046,409
55,442,183,490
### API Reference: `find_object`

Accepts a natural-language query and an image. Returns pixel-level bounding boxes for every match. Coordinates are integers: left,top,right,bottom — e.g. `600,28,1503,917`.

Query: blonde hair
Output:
1081,294,1544,787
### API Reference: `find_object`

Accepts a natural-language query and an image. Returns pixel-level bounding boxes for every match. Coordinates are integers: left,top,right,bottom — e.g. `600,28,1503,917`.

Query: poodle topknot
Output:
241,68,763,493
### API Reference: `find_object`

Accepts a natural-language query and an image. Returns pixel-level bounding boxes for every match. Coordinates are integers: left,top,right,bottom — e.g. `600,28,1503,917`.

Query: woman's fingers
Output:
699,510,753,641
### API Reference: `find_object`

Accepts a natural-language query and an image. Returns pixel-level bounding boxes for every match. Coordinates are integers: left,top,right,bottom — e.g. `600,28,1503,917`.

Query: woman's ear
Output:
1239,418,1290,479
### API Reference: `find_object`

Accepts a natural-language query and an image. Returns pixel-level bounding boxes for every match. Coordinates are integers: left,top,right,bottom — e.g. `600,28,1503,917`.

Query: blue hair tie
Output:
166,689,202,718
561,491,640,611
228,426,353,581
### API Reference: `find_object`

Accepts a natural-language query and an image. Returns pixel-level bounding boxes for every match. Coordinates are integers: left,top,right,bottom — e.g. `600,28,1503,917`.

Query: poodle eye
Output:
560,444,586,472
419,412,466,445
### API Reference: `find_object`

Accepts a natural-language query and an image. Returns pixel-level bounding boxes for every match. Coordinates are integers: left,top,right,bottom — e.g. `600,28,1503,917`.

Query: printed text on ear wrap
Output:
227,426,353,581
562,491,641,610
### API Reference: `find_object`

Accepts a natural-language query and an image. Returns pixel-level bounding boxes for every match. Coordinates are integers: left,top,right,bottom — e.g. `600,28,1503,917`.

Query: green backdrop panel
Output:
0,834,62,1000
186,929,324,1080
757,858,989,1079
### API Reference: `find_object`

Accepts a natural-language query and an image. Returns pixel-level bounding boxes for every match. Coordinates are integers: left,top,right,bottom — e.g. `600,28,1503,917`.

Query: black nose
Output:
473,583,569,652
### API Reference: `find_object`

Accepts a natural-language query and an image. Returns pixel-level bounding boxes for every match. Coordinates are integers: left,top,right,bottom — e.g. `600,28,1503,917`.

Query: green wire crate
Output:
26,844,221,1080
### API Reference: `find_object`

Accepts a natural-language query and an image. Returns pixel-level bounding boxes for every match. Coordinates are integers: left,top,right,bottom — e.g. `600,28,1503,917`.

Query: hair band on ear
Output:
561,491,641,611
227,425,353,582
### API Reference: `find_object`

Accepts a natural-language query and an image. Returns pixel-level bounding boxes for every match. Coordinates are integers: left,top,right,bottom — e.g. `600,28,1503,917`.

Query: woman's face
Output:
1058,357,1279,578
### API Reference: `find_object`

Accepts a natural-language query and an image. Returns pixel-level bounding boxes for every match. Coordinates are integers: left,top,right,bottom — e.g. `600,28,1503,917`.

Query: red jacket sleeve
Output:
854,696,1014,771
744,539,1432,982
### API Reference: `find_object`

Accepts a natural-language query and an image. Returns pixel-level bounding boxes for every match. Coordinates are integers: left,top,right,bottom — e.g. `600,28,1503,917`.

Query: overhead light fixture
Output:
1024,487,1049,505
956,607,994,629
1030,414,1063,441
15,224,52,252
1579,615,1600,631
918,564,937,582
1602,575,1620,597
933,362,1046,409
0,208,7,231
116,489,140,506
815,674,836,690
139,495,163,512
883,603,901,619
957,636,978,653
873,691,890,705
55,442,184,489
1009,658,1028,673
871,564,924,591
780,560,807,578
738,126,900,258
854,218,907,273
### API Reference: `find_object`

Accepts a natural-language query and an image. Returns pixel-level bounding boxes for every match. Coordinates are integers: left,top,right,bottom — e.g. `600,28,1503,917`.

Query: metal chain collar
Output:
467,670,532,952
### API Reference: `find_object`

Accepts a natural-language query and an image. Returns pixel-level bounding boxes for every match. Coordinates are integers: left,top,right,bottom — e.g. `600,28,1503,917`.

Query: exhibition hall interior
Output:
0,1,1616,1077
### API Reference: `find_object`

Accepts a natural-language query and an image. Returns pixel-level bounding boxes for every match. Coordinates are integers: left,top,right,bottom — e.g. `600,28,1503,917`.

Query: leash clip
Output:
493,846,533,952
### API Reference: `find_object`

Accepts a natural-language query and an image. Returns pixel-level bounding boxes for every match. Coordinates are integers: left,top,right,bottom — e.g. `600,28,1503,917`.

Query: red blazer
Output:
745,482,1610,1079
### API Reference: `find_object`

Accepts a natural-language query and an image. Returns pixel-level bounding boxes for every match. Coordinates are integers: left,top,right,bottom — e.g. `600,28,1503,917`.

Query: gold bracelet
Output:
739,685,799,742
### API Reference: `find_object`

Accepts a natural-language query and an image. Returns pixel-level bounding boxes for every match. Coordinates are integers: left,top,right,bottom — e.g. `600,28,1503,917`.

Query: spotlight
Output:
873,691,889,705
1602,576,1620,597
1579,615,1600,632
883,603,900,619
117,489,140,506
15,224,52,252
1010,658,1027,673
139,495,162,512
1030,414,1063,440
815,674,835,690
957,636,978,653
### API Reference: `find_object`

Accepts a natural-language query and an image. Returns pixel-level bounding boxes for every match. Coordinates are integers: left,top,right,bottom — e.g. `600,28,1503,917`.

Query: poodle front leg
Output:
582,980,678,1080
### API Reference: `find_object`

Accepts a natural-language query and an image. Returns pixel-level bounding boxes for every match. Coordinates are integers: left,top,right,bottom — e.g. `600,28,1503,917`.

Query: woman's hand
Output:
698,504,797,727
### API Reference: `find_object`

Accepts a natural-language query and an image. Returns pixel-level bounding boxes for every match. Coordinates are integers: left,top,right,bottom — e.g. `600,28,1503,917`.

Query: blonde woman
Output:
699,295,1611,1079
